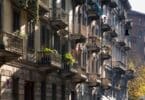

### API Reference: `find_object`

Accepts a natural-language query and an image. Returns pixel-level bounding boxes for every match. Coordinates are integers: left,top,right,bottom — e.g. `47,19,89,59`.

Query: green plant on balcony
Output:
64,53,76,66
43,48,55,54
43,48,61,63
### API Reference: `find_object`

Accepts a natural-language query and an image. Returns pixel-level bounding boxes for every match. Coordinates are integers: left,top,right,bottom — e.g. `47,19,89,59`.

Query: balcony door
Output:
12,77,19,100
24,81,34,100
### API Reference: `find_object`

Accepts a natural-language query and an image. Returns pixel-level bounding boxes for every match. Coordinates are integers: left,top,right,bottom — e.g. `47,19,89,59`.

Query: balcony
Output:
118,11,125,21
49,8,68,30
109,0,117,8
106,30,118,38
71,65,87,83
60,63,76,78
125,69,135,80
100,0,110,5
115,36,126,47
123,37,131,51
39,0,49,11
100,46,111,60
57,29,69,37
87,9,100,20
125,19,132,29
70,34,86,43
73,0,85,5
112,61,126,74
22,51,61,71
86,43,100,53
87,74,101,87
12,0,38,17
11,0,28,8
87,3,101,20
61,62,87,82
0,31,23,63
101,17,111,32
61,52,87,82
101,78,112,89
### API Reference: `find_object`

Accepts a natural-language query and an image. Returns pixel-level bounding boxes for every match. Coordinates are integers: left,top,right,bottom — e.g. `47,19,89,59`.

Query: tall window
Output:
52,83,57,100
41,81,46,100
54,32,61,53
82,50,87,68
12,8,20,32
12,77,19,100
0,0,2,30
40,24,51,49
61,84,65,100
61,0,65,10
24,81,34,100
27,19,35,50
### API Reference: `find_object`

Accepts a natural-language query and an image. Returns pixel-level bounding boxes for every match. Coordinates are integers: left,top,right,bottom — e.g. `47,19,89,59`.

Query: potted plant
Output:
43,48,54,54
64,53,76,66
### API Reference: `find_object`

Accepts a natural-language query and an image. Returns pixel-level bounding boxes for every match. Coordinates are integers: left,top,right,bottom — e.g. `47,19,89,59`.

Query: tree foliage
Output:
128,66,145,100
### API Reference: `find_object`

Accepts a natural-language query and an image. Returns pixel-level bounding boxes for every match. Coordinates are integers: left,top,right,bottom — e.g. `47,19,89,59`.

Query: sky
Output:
129,0,145,13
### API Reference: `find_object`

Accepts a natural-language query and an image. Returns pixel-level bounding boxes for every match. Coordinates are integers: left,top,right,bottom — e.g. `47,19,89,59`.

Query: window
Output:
92,26,95,36
52,83,57,100
54,33,61,53
12,8,20,32
27,19,35,50
0,1,2,30
61,84,65,100
61,0,65,10
82,50,87,68
24,81,34,100
71,91,76,100
92,57,96,73
12,77,19,100
40,24,51,49
41,81,46,100
125,29,129,36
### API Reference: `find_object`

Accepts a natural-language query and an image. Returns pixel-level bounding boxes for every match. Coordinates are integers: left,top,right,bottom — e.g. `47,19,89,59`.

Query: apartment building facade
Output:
0,0,133,100
128,10,145,67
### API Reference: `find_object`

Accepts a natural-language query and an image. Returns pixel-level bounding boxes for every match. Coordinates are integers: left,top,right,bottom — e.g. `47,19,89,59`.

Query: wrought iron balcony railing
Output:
118,11,125,21
25,51,61,70
109,0,117,8
87,74,101,87
114,36,126,47
86,43,100,53
61,51,87,82
125,69,135,80
86,3,101,20
69,33,86,43
101,17,112,32
99,46,111,60
100,0,110,5
112,61,126,74
37,51,61,67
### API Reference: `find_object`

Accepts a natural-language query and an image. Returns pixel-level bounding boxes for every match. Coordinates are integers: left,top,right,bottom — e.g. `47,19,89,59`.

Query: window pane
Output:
0,1,2,30
12,77,19,100
27,20,35,50
13,9,20,32
52,83,57,100
61,84,65,100
41,81,46,100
